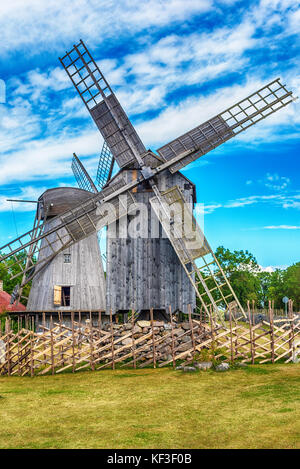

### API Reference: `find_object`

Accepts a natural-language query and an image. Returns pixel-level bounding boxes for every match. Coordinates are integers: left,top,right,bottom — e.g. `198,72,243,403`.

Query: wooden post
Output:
252,300,255,326
6,318,11,377
209,306,215,363
89,311,95,371
131,308,136,369
150,308,156,368
288,300,295,360
188,304,196,356
71,311,75,373
229,303,234,364
17,316,21,376
50,315,54,375
169,305,176,369
98,311,102,333
110,309,115,370
248,301,254,364
30,330,34,377
269,300,275,363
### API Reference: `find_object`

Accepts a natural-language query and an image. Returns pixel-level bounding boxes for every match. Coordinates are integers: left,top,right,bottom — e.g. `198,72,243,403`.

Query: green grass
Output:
0,364,299,449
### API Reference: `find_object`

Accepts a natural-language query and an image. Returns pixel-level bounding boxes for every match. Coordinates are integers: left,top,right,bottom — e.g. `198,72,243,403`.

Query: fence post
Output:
5,318,11,377
229,303,234,364
150,308,156,369
288,300,295,361
188,304,196,356
110,309,115,370
248,301,254,364
50,315,54,375
131,308,136,369
269,300,275,363
89,311,95,371
209,306,215,363
169,305,176,369
30,328,34,377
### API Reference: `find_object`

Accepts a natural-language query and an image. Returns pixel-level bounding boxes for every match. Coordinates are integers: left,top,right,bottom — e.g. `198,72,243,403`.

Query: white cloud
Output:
0,129,102,185
0,0,213,56
0,185,47,212
200,192,300,214
263,225,300,229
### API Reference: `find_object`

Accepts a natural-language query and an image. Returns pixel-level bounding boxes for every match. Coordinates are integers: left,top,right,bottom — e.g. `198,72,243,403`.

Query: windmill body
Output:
26,187,106,312
106,168,196,315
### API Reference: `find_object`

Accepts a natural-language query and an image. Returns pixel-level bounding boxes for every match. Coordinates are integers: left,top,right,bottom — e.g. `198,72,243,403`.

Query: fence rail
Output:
0,301,299,376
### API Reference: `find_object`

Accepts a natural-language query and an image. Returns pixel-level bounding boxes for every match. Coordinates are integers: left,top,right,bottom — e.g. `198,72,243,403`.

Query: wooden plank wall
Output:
106,169,197,314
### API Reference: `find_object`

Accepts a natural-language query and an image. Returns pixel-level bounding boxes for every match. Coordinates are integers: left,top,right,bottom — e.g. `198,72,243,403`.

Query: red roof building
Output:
0,289,26,313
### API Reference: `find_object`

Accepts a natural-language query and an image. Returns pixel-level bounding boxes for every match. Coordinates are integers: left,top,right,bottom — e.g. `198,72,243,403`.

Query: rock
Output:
121,337,133,346
164,324,172,330
175,365,184,370
183,366,197,372
235,362,247,368
153,321,164,327
142,328,149,334
132,325,142,333
194,361,213,370
215,362,230,372
137,320,151,328
173,328,184,336
177,342,192,352
181,335,191,343
182,322,191,330
124,324,132,330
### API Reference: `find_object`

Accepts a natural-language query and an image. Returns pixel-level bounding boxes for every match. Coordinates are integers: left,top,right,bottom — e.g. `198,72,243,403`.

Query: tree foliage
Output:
0,252,33,305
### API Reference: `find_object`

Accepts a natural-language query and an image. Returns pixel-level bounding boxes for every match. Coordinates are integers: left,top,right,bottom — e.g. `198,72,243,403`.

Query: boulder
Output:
215,362,230,372
182,322,191,330
194,361,213,371
137,320,151,328
177,342,192,352
183,366,197,372
181,335,192,343
121,337,133,346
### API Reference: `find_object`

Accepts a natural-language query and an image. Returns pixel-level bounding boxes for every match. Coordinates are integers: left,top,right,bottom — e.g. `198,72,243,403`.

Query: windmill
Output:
0,39,295,322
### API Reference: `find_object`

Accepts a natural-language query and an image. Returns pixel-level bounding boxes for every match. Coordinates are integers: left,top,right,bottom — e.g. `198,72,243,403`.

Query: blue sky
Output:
0,0,299,269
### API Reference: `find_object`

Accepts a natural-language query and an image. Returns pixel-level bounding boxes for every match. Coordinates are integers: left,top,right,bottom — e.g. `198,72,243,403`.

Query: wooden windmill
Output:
0,39,295,321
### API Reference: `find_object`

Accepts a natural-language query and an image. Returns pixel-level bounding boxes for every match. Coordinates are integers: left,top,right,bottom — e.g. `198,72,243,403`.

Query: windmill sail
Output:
71,153,98,193
0,178,138,285
96,141,114,190
150,185,245,320
157,79,294,173
60,40,146,169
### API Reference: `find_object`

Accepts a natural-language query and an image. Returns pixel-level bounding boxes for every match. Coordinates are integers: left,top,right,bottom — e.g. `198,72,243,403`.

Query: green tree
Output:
0,252,33,305
214,246,261,308
282,262,300,310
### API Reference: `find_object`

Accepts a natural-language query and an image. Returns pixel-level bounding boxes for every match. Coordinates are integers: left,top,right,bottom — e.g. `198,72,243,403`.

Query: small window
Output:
64,253,71,263
61,286,71,307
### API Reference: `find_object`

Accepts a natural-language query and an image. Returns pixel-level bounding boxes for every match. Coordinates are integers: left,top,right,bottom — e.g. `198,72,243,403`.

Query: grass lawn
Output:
0,364,299,449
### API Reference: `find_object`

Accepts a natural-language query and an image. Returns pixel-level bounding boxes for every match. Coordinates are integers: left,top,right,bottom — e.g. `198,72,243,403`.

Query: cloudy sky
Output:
0,0,299,269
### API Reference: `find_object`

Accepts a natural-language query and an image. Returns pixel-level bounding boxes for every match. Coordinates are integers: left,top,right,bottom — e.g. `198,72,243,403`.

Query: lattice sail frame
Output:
0,178,139,288
71,153,98,193
157,78,294,173
150,186,246,321
60,40,146,169
96,141,114,190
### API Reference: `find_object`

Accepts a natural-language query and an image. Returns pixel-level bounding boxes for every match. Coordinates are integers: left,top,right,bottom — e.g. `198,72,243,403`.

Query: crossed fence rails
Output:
0,302,299,376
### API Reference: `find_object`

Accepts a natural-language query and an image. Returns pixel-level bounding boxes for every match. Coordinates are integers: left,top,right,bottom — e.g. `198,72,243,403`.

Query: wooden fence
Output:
0,302,299,376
